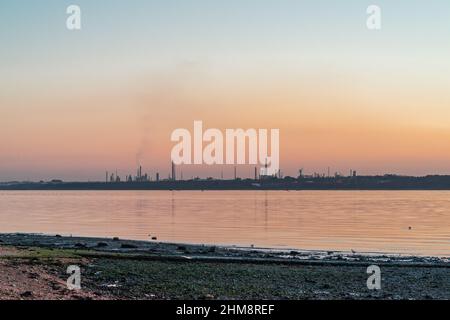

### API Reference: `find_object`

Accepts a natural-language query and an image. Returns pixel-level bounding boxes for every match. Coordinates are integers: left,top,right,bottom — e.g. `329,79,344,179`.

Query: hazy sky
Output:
1,0,450,181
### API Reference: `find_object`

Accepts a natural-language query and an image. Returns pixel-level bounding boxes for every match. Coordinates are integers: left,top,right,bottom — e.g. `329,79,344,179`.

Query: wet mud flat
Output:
0,233,448,300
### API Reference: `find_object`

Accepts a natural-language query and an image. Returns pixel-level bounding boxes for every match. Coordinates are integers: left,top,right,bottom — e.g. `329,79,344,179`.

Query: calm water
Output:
0,191,449,256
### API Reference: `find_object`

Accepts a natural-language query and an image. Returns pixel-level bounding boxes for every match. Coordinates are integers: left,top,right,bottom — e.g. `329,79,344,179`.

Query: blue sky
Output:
2,0,449,64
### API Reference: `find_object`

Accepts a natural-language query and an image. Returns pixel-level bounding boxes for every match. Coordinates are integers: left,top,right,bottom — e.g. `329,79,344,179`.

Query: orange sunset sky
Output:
1,0,450,181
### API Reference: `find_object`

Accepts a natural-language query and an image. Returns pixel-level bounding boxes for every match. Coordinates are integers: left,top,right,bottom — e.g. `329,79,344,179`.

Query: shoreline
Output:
4,175,450,191
1,233,449,300
4,186,450,191
1,233,448,265
0,232,450,262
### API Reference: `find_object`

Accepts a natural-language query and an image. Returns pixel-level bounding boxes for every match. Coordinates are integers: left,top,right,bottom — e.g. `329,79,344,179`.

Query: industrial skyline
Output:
3,161,439,184
0,155,448,183
101,160,361,184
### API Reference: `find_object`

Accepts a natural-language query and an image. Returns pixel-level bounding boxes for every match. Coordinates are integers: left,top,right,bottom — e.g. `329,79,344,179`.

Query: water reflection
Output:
0,190,449,256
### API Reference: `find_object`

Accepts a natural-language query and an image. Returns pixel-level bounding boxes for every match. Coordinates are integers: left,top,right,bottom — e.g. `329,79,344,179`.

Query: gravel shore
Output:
0,233,448,300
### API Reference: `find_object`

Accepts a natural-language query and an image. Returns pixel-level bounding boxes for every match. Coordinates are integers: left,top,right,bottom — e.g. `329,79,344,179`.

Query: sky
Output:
1,0,450,181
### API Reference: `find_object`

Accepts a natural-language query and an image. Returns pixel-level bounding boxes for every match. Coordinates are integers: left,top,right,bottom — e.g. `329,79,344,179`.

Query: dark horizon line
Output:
3,174,450,191
2,173,450,184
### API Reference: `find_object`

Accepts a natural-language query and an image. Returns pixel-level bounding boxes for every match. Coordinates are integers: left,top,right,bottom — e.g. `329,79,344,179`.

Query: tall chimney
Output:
171,161,176,181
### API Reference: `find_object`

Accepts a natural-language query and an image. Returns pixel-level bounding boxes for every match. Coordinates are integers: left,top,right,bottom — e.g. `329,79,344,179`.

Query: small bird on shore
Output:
351,249,356,254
